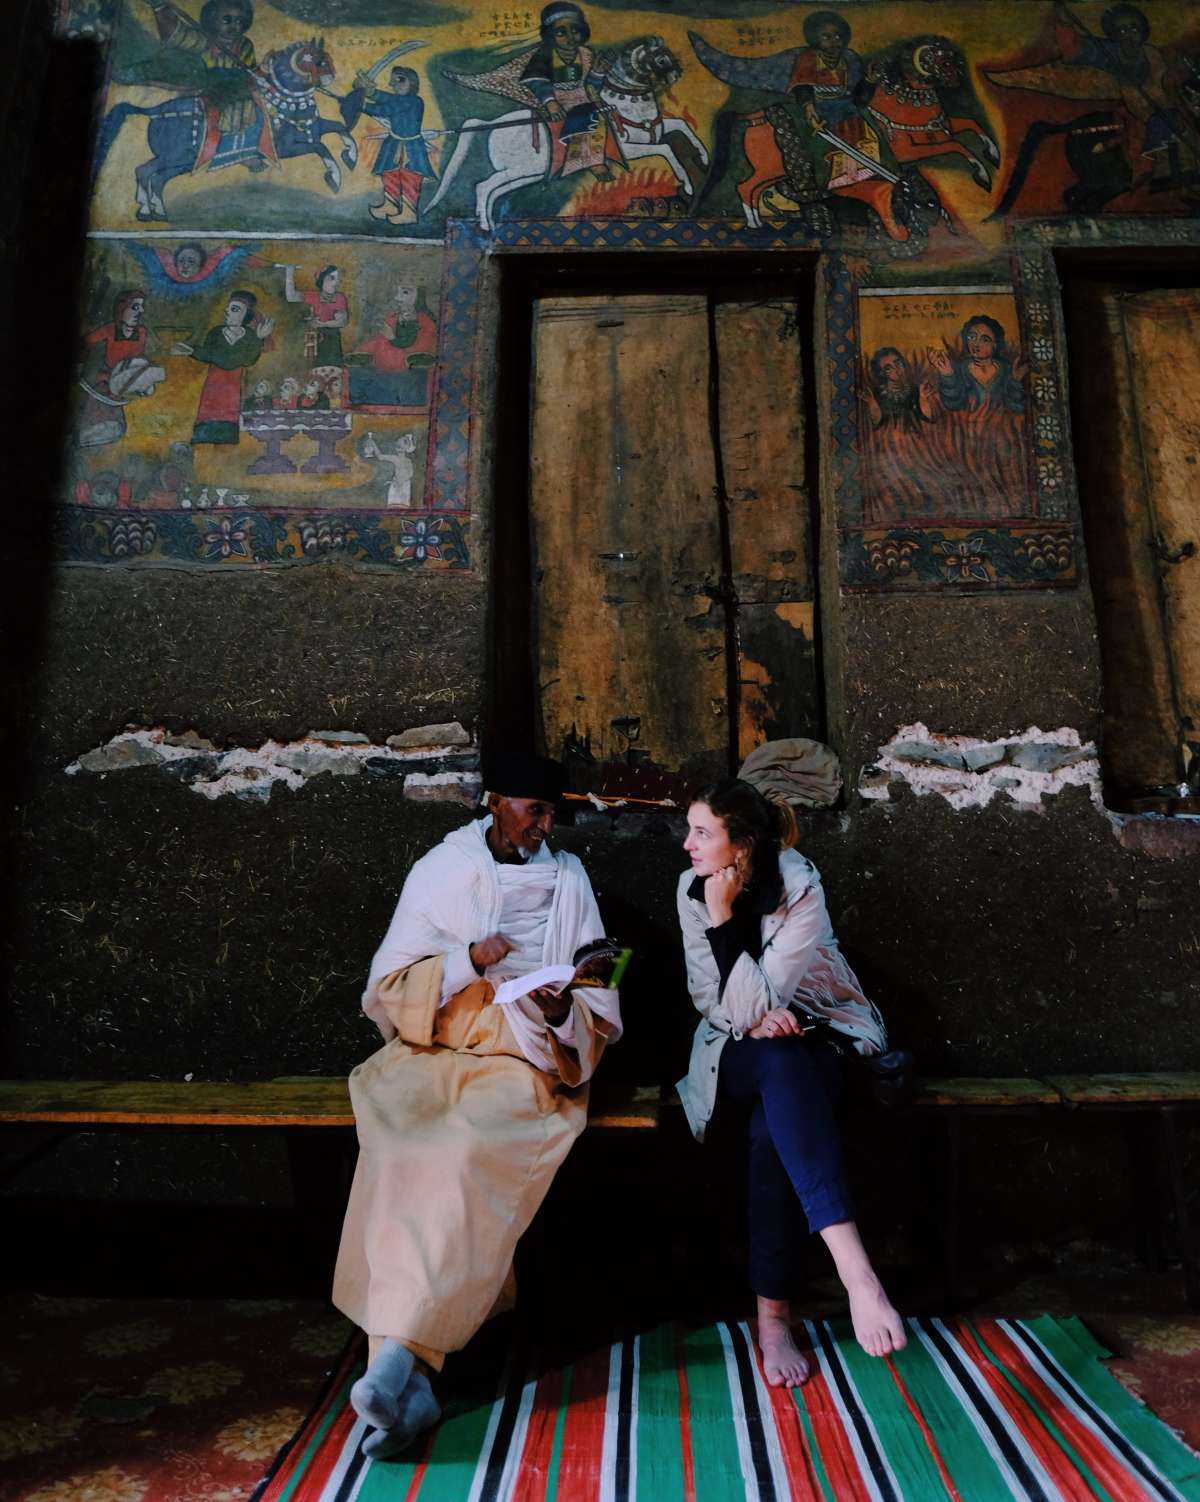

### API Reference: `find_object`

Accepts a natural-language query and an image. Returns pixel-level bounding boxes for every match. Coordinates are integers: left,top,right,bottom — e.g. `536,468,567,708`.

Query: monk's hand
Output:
749,1007,805,1041
528,985,571,1026
704,862,744,927
469,932,514,972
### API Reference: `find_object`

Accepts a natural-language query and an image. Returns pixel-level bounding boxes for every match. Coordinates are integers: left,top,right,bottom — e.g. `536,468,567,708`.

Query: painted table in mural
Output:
241,410,353,476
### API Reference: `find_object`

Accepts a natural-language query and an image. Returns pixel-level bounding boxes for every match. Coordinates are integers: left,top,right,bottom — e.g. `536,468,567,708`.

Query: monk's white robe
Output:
332,817,621,1360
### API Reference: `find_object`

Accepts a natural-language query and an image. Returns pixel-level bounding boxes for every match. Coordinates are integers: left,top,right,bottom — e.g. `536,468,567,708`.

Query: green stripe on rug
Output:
831,1319,975,1500
1017,1316,1200,1497
966,1320,1120,1502
543,1362,573,1502
271,1366,361,1502
679,1323,750,1500
887,1320,1021,1500
634,1323,687,1501
366,1387,499,1502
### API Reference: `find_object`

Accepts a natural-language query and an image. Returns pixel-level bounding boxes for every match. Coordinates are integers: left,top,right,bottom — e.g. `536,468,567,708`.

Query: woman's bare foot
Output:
756,1298,811,1386
846,1276,907,1358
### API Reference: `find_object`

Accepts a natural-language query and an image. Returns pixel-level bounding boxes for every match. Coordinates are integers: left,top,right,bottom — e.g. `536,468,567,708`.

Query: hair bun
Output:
768,794,799,851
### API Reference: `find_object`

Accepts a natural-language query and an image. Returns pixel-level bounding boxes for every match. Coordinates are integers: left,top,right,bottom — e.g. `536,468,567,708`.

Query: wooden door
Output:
529,290,817,792
1065,282,1200,801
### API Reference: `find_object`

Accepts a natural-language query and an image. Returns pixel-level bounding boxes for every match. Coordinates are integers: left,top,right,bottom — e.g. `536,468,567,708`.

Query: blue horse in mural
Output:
94,38,358,221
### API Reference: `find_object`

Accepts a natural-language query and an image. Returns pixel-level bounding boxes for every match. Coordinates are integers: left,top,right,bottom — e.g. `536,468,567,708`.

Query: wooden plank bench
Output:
0,1077,662,1131
2,1074,1195,1307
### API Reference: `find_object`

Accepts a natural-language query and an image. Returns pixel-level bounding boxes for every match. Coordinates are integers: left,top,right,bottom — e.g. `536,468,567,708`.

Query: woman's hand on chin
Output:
703,863,743,926
749,1007,806,1041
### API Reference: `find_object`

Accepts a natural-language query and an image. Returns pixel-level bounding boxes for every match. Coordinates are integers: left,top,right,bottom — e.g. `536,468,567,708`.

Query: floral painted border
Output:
54,506,469,568
842,523,1075,592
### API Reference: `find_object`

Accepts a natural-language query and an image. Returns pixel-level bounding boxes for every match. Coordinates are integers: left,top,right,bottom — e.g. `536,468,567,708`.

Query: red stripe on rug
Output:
953,1319,1101,1502
747,1324,828,1502
673,1324,697,1502
511,1363,567,1502
884,1353,964,1502
291,1402,359,1502
260,1345,360,1502
551,1341,611,1502
976,1320,1161,1502
798,1361,871,1499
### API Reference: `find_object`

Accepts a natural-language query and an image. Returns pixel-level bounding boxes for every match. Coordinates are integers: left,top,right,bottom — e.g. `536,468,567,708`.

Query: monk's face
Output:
488,794,556,859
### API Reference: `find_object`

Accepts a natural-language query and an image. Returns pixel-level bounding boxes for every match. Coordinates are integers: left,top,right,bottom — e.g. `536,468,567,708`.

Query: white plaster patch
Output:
859,723,1102,812
66,726,480,805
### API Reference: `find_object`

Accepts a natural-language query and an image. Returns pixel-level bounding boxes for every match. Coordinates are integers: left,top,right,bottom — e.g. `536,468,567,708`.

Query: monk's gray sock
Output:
360,1370,441,1460
350,1339,415,1431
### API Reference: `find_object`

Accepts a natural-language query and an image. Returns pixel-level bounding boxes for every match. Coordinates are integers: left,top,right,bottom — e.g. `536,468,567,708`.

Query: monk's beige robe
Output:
332,954,610,1361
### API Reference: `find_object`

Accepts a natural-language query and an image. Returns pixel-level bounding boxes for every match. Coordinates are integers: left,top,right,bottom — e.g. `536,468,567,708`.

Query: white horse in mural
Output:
427,38,708,231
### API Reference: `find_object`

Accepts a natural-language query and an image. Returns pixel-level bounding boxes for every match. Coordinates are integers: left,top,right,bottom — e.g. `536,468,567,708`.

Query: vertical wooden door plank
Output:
1120,289,1200,776
713,296,819,762
1065,282,1179,792
530,294,728,779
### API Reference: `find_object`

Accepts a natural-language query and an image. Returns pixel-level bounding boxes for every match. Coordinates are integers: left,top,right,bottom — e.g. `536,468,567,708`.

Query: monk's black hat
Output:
484,751,565,803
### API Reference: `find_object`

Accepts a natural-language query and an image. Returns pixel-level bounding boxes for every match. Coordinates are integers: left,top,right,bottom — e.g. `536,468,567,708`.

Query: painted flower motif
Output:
214,1407,303,1462
299,520,348,554
148,1361,243,1404
203,517,249,561
1034,412,1061,443
935,537,990,584
27,1466,148,1502
1021,255,1047,283
1118,1319,1200,1357
27,1294,105,1318
83,1320,172,1357
290,1319,352,1358
0,1408,84,1460
1031,374,1058,403
1026,301,1050,327
1031,337,1054,363
223,1299,295,1317
396,518,444,563
1037,458,1065,493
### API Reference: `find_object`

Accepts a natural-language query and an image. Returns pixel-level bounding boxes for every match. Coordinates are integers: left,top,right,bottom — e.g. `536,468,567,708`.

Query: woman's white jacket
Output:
676,848,887,1141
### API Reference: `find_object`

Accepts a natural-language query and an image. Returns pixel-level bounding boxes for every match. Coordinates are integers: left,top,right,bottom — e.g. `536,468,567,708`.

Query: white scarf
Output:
362,817,623,1069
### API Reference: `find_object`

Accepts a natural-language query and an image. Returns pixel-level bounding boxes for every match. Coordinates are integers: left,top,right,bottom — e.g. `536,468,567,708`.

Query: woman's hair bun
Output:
769,794,799,851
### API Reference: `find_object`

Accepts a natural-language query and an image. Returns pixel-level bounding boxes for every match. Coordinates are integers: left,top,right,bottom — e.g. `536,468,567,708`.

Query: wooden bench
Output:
2,1074,1195,1307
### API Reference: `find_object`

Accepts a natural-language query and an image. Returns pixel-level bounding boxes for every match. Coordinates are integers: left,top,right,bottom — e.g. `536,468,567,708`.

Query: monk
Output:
332,752,622,1459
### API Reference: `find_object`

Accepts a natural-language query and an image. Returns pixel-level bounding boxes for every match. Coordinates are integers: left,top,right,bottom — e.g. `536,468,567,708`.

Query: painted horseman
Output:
147,0,276,167
446,2,624,184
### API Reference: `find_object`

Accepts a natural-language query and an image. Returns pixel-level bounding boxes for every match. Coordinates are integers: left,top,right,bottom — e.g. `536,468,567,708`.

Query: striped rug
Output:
256,1316,1200,1501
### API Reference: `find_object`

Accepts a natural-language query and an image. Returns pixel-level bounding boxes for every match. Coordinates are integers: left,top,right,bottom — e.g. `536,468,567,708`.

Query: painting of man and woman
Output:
857,289,1033,527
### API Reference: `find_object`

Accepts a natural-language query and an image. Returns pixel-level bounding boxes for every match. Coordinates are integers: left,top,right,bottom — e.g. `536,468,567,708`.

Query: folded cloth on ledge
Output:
739,737,842,809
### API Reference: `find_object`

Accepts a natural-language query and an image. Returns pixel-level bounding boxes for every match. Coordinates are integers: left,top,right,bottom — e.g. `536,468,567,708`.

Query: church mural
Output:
56,0,1200,575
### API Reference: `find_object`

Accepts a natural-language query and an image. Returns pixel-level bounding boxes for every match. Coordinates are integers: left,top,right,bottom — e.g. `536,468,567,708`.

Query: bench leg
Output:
1160,1109,1199,1310
1127,1112,1166,1274
916,1115,961,1310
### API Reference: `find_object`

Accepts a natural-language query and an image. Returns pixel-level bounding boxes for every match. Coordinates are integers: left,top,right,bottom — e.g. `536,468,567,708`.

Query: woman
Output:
678,779,905,1385
174,291,274,445
282,264,348,368
925,314,1028,520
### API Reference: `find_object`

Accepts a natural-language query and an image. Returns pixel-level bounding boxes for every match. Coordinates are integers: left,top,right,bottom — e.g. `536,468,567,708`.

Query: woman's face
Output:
225,299,248,328
683,802,740,877
320,269,339,296
965,323,997,360
393,285,418,314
